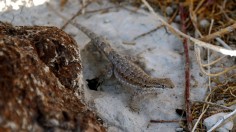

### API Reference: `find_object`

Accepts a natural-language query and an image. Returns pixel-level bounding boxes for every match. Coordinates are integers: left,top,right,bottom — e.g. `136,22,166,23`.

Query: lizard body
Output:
72,23,174,89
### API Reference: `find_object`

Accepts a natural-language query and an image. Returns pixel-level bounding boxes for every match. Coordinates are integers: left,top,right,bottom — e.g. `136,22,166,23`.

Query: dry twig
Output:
150,119,186,123
133,8,178,40
200,23,236,42
179,5,192,131
61,2,91,29
141,0,236,56
192,91,212,132
133,25,164,40
192,100,233,111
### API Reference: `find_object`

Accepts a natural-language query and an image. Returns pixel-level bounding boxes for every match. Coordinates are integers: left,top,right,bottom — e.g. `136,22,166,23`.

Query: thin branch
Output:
201,56,226,67
133,24,164,40
215,37,232,50
150,119,186,123
133,8,178,41
189,0,202,38
192,92,212,132
179,5,192,131
60,2,91,30
200,23,236,42
207,19,214,91
192,108,208,132
229,89,236,98
193,100,233,111
141,0,236,56
81,0,86,14
48,2,126,30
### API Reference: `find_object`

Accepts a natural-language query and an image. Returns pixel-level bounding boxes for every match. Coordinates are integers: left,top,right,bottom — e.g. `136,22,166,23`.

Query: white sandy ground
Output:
1,0,230,131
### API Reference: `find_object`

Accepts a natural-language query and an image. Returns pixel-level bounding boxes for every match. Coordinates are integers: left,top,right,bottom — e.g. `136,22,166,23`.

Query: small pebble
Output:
166,6,174,16
48,119,59,126
199,19,210,28
176,127,184,132
175,15,181,22
104,19,111,23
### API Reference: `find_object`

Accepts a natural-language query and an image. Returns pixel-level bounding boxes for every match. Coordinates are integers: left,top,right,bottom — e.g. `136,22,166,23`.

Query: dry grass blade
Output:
141,0,236,56
200,23,236,42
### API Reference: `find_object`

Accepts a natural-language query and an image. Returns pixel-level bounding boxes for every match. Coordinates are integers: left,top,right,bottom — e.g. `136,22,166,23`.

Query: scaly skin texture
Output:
72,23,175,89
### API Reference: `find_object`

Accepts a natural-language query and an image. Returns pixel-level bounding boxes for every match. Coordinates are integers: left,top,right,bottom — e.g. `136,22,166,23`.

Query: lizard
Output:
71,22,175,90
71,22,175,111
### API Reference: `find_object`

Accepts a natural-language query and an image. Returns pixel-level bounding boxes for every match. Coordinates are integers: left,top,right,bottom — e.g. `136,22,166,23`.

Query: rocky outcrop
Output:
0,22,105,132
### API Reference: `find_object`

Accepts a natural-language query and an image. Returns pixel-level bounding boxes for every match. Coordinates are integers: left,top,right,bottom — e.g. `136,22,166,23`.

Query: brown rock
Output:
0,22,105,132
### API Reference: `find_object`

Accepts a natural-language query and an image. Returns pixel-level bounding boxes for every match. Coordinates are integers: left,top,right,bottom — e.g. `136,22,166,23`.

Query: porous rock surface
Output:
0,22,105,131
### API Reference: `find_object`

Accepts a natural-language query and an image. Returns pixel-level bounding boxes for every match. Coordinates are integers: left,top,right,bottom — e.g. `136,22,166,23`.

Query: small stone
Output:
166,6,174,16
199,19,210,28
216,100,225,105
176,127,184,132
203,113,234,132
175,15,181,22
104,19,111,23
48,119,59,126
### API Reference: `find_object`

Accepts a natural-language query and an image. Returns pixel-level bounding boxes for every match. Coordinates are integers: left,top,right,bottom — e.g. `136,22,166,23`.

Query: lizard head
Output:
151,78,175,88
